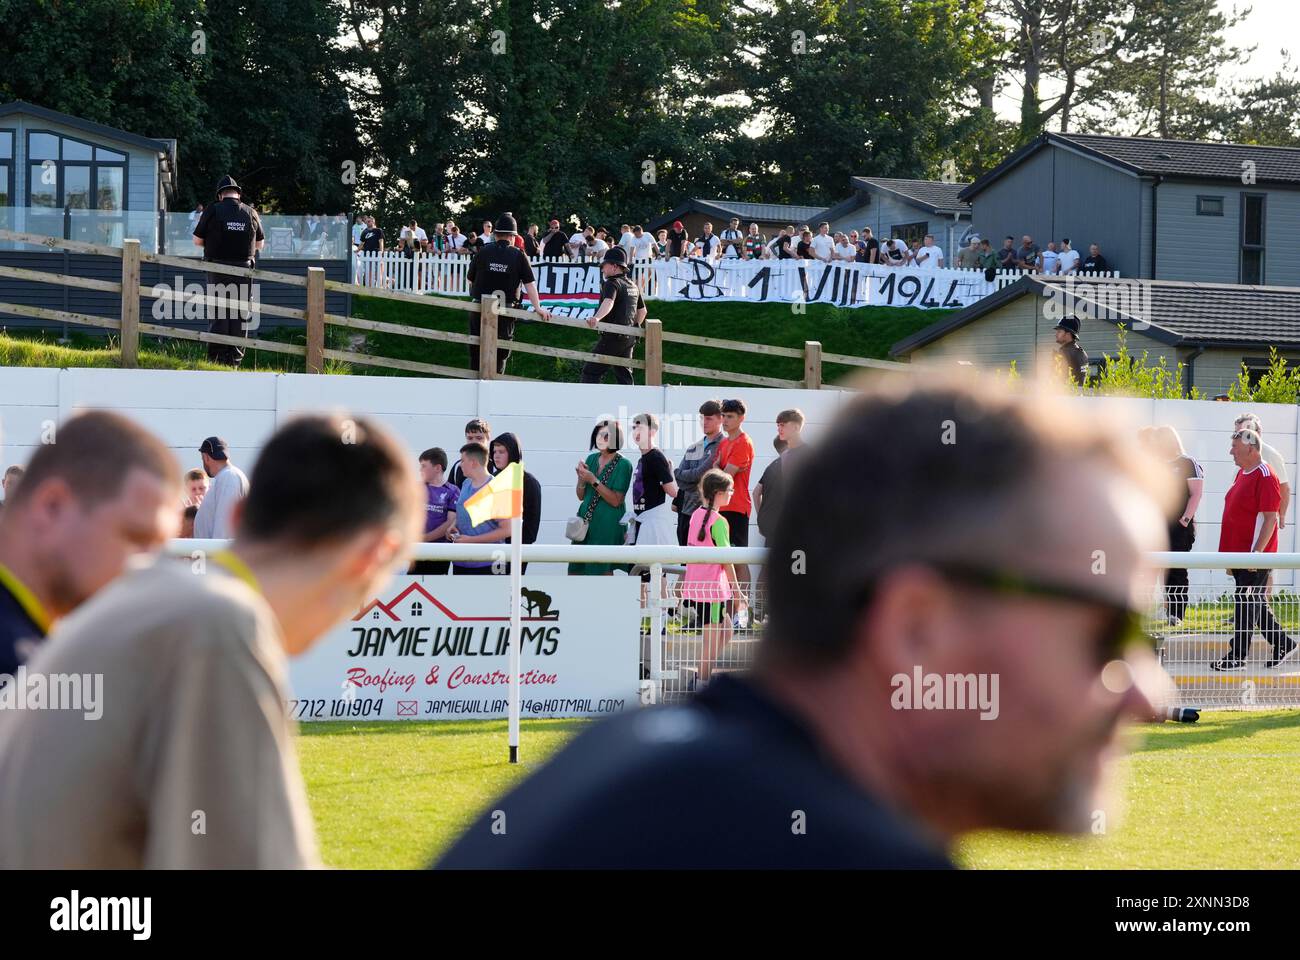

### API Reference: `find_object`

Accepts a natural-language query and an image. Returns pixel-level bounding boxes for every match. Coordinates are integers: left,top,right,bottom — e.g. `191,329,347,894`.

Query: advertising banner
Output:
288,576,641,722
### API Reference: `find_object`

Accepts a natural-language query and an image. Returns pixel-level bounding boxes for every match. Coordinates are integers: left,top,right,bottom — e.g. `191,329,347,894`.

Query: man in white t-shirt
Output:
720,217,744,258
696,222,720,260
912,234,944,269
568,227,588,260
880,237,908,266
809,222,835,263
445,222,467,254
618,224,635,253
833,233,856,262
1057,239,1080,275
1039,241,1060,276
629,225,656,261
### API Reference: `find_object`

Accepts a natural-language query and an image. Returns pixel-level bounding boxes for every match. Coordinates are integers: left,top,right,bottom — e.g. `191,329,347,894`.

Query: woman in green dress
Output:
568,419,632,576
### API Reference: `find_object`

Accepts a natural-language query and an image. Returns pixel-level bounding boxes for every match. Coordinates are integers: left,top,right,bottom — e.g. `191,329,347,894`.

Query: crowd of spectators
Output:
350,212,1115,276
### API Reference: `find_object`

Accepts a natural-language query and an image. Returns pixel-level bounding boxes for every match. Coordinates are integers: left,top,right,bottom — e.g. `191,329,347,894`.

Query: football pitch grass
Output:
298,710,1300,870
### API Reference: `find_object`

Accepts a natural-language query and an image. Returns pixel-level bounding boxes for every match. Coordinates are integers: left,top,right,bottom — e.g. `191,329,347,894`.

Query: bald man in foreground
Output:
438,376,1178,869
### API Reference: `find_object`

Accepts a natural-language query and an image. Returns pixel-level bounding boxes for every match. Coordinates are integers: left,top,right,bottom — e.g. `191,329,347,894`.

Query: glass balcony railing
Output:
162,212,351,261
0,207,159,253
0,208,351,260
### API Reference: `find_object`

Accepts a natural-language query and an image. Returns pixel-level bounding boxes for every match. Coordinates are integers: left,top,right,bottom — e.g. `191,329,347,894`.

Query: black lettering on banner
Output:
678,257,725,300
746,266,771,301
809,263,835,302
942,279,965,307
876,271,896,304
898,275,921,305
920,277,941,308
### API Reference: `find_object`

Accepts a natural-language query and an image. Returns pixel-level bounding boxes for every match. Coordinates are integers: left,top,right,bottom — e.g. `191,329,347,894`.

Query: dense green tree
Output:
191,0,359,212
0,0,220,192
1076,0,1251,139
734,0,998,204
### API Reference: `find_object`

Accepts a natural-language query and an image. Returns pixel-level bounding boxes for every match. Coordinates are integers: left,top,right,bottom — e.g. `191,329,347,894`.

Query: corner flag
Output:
461,460,528,764
463,462,523,526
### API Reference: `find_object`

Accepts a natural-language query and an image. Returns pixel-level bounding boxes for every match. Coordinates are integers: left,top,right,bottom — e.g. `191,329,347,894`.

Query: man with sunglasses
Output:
1213,428,1298,671
437,377,1176,869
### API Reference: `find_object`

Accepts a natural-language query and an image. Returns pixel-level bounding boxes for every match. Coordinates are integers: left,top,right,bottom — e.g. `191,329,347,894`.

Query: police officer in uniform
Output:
192,176,264,366
580,246,646,385
466,212,550,375
1054,317,1089,385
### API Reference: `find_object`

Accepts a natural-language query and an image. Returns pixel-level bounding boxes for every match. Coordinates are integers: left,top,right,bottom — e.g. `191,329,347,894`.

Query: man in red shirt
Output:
716,399,756,607
1215,427,1297,671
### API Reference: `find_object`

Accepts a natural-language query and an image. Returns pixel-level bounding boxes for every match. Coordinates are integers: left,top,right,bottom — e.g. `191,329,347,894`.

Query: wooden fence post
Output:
644,318,662,386
306,267,325,374
120,239,141,368
804,340,822,389
478,293,500,380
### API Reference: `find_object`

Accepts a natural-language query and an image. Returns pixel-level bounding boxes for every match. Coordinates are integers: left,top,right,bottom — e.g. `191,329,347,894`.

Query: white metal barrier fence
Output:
165,542,1300,710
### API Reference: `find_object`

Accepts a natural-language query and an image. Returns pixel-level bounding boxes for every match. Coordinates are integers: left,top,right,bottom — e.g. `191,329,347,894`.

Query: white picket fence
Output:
352,253,660,297
351,252,1119,300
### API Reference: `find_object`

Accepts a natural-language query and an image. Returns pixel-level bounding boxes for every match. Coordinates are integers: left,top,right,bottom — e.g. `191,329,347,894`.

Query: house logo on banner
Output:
287,576,640,722
650,257,997,309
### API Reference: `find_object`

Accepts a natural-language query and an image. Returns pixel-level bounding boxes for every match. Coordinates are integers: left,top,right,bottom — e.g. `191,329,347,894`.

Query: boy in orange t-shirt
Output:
716,399,756,604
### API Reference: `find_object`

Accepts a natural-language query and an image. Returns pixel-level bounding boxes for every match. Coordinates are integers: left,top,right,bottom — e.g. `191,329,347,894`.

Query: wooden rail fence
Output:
0,229,909,388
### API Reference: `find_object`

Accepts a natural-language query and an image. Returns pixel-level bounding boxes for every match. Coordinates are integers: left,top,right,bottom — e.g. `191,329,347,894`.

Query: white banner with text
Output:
650,258,1003,308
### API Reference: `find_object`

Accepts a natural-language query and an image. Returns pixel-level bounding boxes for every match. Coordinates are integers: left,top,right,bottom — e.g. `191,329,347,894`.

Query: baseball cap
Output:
199,437,229,460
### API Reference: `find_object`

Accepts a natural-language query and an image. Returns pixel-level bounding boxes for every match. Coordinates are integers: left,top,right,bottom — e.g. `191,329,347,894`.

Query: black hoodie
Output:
491,432,542,544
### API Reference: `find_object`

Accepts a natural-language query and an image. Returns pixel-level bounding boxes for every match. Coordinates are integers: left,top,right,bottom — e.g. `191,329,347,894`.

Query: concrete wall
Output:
1067,394,1298,588
0,368,845,574
0,368,1293,589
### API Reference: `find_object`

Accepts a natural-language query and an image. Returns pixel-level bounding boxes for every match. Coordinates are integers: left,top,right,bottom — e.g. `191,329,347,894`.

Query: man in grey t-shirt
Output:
0,414,422,868
193,436,249,539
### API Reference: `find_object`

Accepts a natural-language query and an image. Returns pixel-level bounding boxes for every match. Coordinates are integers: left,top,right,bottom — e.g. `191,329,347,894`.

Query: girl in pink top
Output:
680,469,747,687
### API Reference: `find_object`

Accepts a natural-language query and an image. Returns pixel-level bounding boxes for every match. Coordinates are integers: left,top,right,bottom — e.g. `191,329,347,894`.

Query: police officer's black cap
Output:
215,175,241,198
1054,317,1081,338
199,436,229,460
602,246,629,269
494,212,518,234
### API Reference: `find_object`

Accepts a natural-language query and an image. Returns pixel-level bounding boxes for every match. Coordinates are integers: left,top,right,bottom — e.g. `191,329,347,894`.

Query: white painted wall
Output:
0,368,844,575
0,368,1292,587
1069,394,1297,588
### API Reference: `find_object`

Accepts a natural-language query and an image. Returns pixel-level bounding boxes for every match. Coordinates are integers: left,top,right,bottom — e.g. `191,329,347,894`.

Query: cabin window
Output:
1195,196,1223,216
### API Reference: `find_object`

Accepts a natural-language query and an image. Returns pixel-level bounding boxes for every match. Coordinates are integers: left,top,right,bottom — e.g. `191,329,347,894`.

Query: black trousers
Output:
409,560,449,575
206,267,253,366
676,509,692,547
580,332,637,385
1228,568,1291,660
1165,519,1195,620
467,311,517,375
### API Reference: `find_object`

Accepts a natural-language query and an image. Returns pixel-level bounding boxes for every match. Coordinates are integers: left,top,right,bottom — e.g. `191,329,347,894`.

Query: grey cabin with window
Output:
959,132,1300,285
0,101,176,252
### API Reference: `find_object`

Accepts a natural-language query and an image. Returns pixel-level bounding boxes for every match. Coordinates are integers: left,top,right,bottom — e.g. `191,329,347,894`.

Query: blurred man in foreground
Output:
0,414,422,868
0,412,179,676
437,377,1177,868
